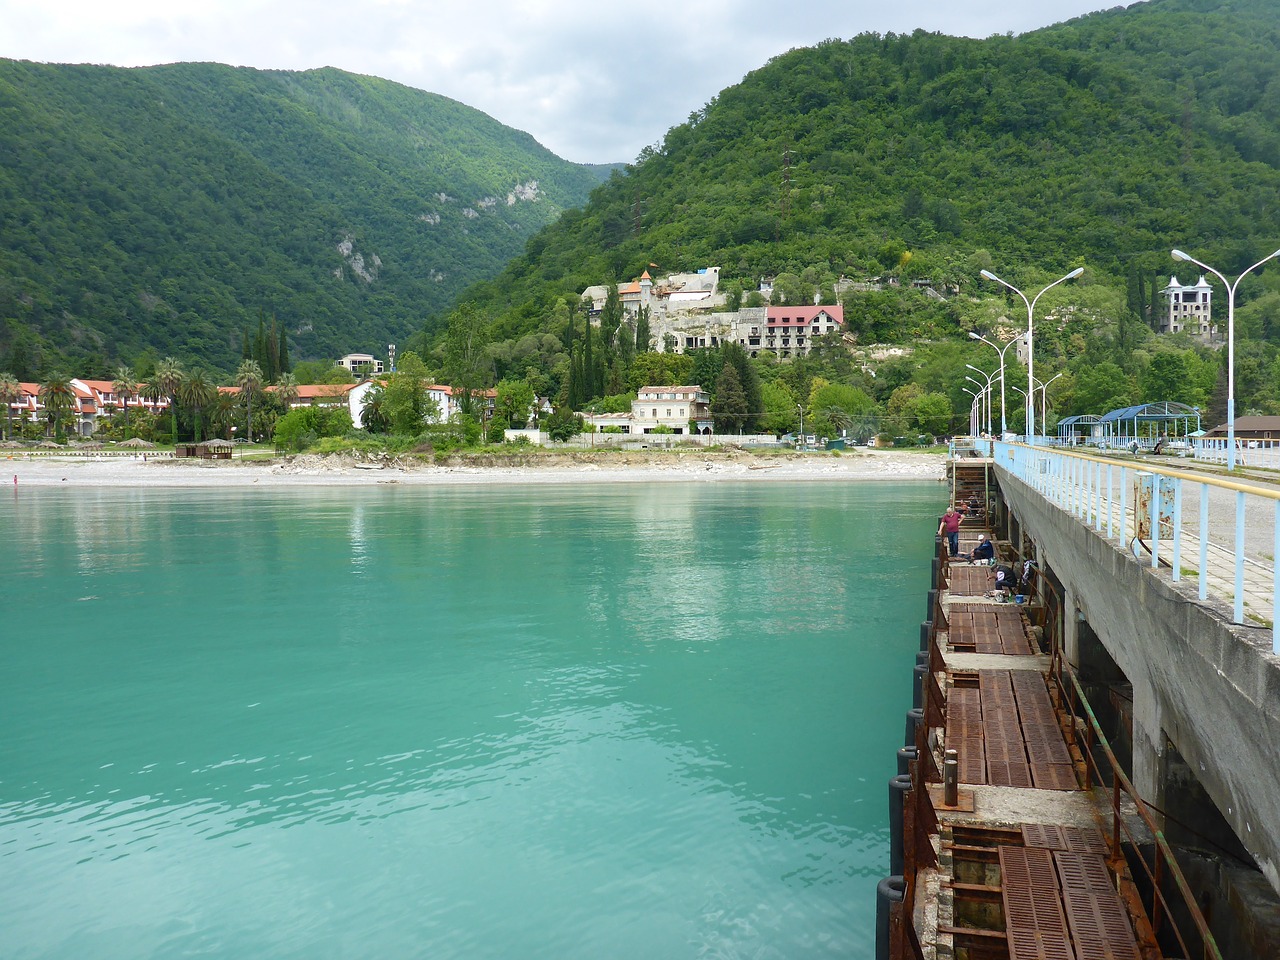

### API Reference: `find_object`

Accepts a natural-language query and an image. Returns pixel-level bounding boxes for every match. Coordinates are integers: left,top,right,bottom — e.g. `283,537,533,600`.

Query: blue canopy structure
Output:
1057,414,1101,444
1097,402,1201,445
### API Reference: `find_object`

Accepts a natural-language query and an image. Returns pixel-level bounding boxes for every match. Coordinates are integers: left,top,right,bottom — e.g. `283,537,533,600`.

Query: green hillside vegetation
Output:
435,0,1280,436
0,60,609,379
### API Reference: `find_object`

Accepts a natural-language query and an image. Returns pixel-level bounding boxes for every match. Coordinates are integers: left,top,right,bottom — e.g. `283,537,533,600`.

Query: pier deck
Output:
902,521,1154,960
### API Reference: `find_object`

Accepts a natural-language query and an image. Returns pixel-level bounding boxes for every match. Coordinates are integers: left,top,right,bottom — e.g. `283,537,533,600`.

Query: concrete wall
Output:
997,465,1280,896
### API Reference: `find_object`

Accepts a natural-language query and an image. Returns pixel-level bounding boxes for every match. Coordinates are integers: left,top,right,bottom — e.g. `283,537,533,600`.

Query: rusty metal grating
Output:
1030,764,1080,791
1000,846,1076,960
1054,851,1141,960
1022,825,1109,856
953,737,987,784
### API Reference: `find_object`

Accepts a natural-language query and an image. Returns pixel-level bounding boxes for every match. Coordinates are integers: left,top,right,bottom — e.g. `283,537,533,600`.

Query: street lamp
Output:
1036,372,1064,440
980,267,1085,444
962,387,982,436
1171,247,1280,470
796,403,805,450
965,371,994,435
968,330,1026,437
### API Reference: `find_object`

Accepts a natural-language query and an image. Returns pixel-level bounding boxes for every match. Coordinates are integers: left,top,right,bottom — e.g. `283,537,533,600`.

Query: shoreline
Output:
3,449,946,487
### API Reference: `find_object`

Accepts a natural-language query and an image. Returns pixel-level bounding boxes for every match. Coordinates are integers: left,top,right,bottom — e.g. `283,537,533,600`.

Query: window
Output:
666,409,672,417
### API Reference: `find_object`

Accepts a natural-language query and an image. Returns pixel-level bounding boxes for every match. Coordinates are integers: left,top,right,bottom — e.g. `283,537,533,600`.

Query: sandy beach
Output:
4,448,946,487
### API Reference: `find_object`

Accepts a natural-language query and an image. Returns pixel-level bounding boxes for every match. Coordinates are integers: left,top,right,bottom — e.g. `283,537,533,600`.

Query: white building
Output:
338,353,385,376
582,385,713,436
1161,275,1213,338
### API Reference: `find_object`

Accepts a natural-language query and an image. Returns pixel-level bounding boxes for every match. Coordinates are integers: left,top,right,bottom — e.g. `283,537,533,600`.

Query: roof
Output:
1057,414,1101,427
1097,402,1200,424
765,305,844,325
1204,416,1280,436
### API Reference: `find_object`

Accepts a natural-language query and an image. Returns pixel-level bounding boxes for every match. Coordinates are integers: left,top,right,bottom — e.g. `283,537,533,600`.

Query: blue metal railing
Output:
990,441,1280,652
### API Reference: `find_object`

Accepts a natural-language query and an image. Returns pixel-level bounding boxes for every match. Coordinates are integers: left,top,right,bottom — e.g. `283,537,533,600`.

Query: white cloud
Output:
1,1,1116,163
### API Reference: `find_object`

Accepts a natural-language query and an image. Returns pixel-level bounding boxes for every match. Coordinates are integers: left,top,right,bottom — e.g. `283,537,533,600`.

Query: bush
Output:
275,405,353,452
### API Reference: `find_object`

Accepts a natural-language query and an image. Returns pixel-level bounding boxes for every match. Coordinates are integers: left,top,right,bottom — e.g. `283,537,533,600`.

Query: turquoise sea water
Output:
1,481,939,959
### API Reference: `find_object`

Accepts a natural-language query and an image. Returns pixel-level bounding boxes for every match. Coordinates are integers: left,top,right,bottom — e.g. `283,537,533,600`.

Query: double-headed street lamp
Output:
962,387,983,436
980,267,1085,444
965,367,996,435
1036,372,1064,440
1171,247,1280,470
968,330,1026,437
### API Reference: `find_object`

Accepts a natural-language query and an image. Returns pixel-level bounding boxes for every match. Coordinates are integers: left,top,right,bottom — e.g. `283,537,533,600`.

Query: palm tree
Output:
361,383,389,433
0,373,20,441
275,372,299,412
152,357,184,442
38,374,76,440
209,391,238,440
236,359,264,443
179,369,215,443
111,365,138,439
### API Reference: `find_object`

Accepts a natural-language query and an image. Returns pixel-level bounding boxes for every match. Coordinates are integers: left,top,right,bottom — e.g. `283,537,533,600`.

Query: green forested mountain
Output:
0,60,610,378
466,0,1280,323
456,1,1280,368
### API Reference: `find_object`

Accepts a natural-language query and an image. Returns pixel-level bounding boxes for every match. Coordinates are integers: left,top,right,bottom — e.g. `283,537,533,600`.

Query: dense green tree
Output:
0,373,19,440
443,304,492,418
382,352,439,434
759,379,799,436
710,363,749,434
1068,362,1133,416
494,377,536,428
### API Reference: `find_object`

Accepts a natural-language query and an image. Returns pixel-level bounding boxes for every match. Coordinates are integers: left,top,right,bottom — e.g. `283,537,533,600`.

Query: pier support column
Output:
1130,676,1163,808
1063,586,1081,668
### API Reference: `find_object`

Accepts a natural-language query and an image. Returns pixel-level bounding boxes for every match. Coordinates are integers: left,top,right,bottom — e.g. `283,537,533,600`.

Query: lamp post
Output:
962,387,982,436
797,403,805,450
968,331,1025,437
965,371,994,435
980,267,1084,444
966,364,999,434
1171,247,1280,470
1036,372,1064,440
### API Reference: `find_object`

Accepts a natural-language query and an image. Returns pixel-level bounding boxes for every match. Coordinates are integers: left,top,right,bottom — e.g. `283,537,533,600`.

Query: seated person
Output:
967,534,994,564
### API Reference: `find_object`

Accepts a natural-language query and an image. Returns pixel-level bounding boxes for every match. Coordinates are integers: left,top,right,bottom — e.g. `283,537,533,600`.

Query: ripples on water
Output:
1,483,939,959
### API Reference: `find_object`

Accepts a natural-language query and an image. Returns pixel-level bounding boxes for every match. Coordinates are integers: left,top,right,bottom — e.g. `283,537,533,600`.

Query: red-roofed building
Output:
763,306,844,357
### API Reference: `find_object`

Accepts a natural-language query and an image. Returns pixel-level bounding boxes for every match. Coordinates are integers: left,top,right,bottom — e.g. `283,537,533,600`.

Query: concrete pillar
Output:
1130,676,1163,806
1064,585,1081,668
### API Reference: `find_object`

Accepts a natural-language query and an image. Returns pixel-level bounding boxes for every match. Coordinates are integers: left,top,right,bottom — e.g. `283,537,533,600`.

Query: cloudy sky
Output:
2,1,1117,164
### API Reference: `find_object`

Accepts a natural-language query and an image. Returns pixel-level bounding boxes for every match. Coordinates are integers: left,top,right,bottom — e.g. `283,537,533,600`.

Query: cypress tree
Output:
254,315,268,372
635,306,651,353
582,315,595,402
277,323,290,375
267,316,281,380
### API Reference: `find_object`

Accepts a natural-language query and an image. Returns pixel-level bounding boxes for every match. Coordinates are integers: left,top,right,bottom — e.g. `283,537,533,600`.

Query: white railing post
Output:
1172,477,1182,583
1151,474,1161,570
1199,484,1209,602
1235,490,1246,625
